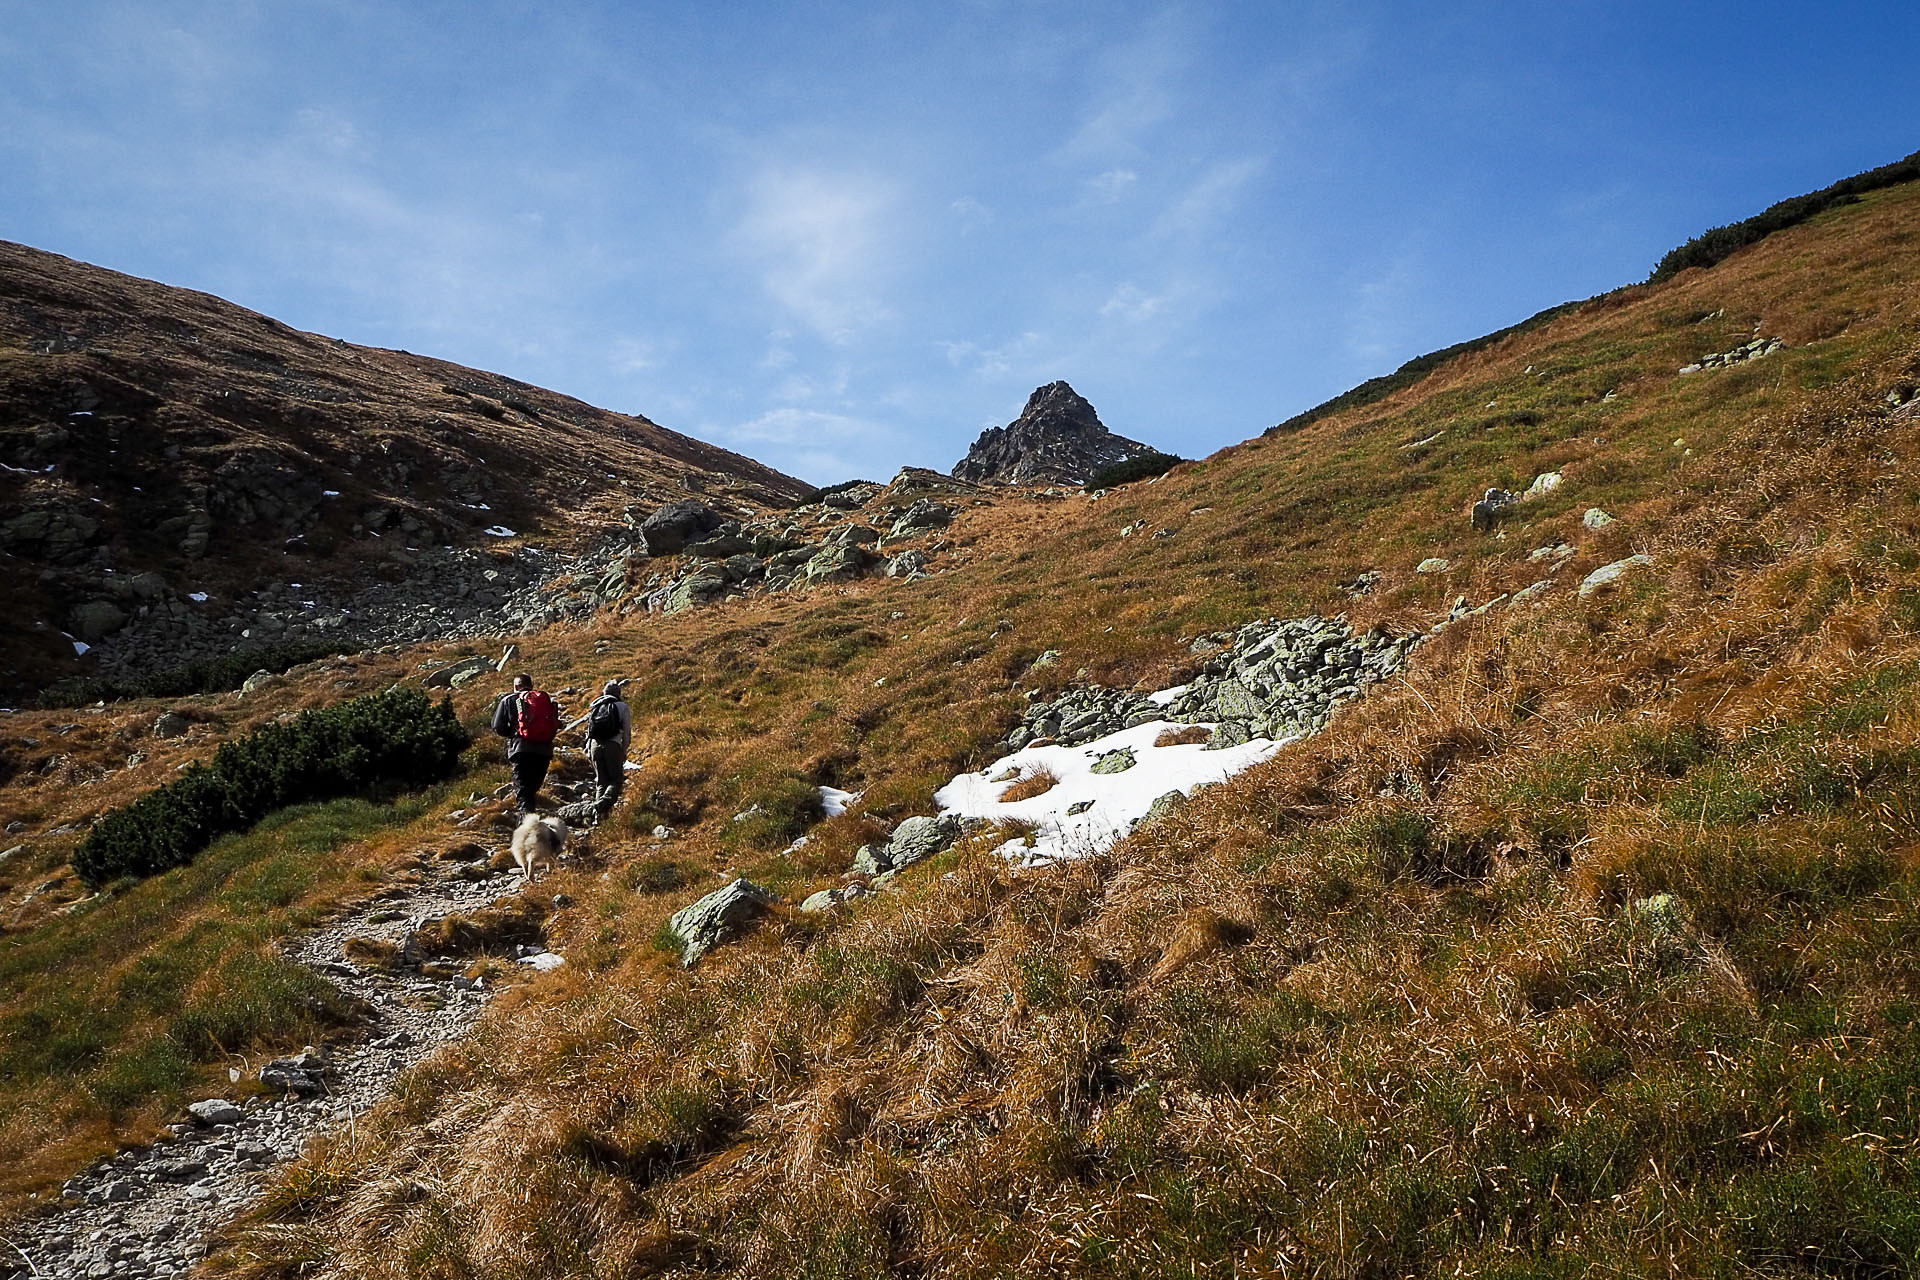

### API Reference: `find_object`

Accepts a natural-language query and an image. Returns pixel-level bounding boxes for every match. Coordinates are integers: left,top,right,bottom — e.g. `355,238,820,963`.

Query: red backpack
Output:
516,690,560,744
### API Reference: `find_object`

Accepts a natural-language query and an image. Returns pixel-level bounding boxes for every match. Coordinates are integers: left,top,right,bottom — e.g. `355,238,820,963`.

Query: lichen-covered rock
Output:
667,878,774,967
1578,555,1654,599
885,814,962,869
152,711,191,739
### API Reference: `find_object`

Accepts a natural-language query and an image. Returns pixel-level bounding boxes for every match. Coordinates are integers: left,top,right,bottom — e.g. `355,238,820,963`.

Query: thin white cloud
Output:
1089,168,1138,201
1099,282,1166,323
607,336,662,375
710,406,904,483
950,196,993,234
1152,157,1264,238
730,167,901,343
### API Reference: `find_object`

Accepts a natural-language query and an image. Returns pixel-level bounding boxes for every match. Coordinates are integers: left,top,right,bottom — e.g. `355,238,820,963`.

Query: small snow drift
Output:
935,716,1286,865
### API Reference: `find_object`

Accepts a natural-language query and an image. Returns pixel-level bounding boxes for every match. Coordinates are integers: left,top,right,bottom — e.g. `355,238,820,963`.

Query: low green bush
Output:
1649,148,1920,283
72,688,468,887
1087,451,1182,489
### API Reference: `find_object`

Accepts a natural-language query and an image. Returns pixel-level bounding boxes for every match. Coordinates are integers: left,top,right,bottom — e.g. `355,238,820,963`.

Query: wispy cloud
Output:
950,196,993,234
1089,168,1139,201
1099,282,1166,323
709,405,903,484
1152,157,1265,238
730,167,901,343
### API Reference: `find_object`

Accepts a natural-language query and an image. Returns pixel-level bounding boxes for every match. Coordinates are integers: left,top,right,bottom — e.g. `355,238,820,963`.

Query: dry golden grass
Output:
16,180,1920,1272
997,764,1062,802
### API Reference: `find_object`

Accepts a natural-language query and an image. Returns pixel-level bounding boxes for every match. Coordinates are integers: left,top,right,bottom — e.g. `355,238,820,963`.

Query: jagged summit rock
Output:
952,381,1152,486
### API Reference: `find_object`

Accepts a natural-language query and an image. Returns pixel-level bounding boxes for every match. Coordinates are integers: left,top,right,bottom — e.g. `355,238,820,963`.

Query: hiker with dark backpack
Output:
491,673,561,814
583,680,632,818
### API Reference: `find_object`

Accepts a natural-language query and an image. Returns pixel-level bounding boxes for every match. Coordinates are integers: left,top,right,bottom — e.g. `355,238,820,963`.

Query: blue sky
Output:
3,2,1916,486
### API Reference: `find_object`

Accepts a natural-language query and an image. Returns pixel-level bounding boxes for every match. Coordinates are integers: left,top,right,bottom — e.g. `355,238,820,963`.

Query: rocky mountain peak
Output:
951,380,1152,486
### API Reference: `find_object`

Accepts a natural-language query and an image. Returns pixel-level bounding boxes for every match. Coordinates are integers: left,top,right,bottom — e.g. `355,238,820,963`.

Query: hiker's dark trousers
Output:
509,745,553,812
591,742,626,812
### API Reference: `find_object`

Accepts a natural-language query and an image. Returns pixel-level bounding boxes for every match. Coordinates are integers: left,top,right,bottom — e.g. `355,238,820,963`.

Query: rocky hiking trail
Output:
2,838,558,1280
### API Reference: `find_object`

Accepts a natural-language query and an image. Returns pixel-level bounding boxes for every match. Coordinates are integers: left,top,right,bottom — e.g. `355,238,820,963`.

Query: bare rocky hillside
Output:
0,241,809,700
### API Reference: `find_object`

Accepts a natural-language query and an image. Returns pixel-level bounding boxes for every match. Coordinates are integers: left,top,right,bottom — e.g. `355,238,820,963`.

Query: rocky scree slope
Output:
952,380,1156,486
0,240,808,699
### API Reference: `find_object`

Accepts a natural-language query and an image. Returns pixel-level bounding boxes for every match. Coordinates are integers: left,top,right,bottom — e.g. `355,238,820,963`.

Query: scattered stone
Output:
186,1099,242,1127
423,655,490,689
1582,507,1615,529
152,711,191,739
1089,748,1136,775
240,669,279,695
1416,557,1451,574
1471,488,1515,531
667,878,775,967
884,814,962,870
1578,554,1655,599
496,642,520,672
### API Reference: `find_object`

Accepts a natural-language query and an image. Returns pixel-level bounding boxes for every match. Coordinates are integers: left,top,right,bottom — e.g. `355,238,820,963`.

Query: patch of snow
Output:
188,592,209,603
69,410,92,417
70,639,90,656
519,952,565,971
322,489,340,497
935,718,1288,866
1146,684,1189,706
819,786,859,817
622,760,643,771
0,462,37,475
483,525,517,537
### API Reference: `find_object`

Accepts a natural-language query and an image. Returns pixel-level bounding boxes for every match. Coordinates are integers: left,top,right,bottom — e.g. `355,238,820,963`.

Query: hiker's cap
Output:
603,680,622,695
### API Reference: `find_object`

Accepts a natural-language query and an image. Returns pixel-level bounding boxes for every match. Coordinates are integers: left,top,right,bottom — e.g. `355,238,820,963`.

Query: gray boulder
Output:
668,878,775,967
259,1050,327,1095
1578,554,1655,599
69,599,128,643
152,712,191,740
801,543,879,585
638,501,725,556
424,655,490,689
187,1099,242,1126
889,500,952,538
885,549,929,579
885,814,961,869
1471,488,1515,532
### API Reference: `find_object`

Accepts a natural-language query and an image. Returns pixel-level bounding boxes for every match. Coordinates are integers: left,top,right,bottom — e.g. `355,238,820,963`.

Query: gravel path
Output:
2,849,553,1280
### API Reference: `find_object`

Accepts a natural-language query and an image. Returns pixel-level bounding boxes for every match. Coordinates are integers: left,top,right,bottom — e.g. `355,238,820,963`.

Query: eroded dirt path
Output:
3,850,552,1280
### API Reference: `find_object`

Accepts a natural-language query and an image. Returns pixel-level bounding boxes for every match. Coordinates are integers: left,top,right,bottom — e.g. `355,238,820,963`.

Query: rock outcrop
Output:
953,381,1153,486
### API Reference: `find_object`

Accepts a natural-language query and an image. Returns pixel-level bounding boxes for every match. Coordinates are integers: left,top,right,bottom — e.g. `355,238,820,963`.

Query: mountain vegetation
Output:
4,159,1920,1277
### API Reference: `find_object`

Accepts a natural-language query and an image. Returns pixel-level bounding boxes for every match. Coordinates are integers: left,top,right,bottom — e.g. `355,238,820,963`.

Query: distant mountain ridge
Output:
952,381,1152,486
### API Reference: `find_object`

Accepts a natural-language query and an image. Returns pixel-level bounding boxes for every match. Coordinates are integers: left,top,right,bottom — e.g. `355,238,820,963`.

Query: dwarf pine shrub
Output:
1086,450,1182,489
1649,147,1920,282
72,688,468,887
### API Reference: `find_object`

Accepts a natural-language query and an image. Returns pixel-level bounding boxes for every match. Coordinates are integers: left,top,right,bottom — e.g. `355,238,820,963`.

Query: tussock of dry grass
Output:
997,764,1061,802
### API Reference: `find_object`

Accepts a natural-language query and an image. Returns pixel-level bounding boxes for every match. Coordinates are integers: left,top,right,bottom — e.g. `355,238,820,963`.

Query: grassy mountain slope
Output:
4,178,1920,1275
0,240,809,698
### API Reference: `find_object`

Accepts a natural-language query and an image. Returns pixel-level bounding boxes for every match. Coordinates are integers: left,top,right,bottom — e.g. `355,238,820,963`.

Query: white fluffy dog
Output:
510,814,569,878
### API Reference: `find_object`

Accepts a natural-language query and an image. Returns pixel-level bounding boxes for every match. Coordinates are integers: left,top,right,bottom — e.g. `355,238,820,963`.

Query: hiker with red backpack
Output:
491,673,561,814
